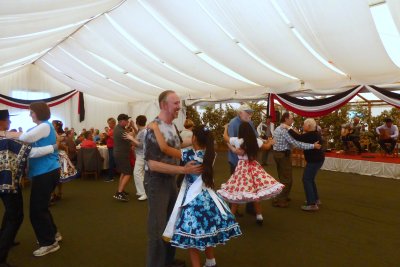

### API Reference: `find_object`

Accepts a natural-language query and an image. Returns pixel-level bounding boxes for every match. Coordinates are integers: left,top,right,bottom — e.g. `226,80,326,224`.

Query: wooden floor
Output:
2,153,400,267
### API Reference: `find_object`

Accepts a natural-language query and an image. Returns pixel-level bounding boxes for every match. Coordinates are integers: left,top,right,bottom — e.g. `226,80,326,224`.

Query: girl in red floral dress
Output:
218,122,284,225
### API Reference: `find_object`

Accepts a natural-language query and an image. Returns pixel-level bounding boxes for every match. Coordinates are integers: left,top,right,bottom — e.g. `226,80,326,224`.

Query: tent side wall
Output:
0,65,130,130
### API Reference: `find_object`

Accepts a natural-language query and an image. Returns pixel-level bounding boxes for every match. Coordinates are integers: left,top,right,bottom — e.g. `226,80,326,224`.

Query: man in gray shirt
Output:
113,114,133,202
144,90,201,267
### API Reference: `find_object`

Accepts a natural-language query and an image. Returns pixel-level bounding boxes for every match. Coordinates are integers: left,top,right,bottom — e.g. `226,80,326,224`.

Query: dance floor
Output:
4,153,400,267
322,151,400,179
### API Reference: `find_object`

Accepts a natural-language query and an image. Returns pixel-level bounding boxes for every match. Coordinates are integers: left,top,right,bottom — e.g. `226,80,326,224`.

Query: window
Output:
9,91,62,131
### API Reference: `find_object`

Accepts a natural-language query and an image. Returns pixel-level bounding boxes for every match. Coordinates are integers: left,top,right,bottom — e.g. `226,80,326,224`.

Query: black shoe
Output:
11,241,20,247
113,192,129,202
165,259,186,267
256,218,263,226
104,178,114,182
122,191,129,196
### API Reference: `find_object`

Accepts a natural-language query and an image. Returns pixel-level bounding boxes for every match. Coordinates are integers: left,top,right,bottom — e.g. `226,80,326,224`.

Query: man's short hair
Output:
280,112,290,123
30,102,51,121
158,90,176,107
385,118,393,123
304,118,317,131
136,115,147,127
107,117,116,123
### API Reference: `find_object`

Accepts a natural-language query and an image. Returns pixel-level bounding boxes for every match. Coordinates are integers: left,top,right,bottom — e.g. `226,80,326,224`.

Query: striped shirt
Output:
273,124,314,151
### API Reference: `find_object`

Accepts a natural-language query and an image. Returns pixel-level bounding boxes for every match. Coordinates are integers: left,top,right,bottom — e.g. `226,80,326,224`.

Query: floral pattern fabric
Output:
170,148,241,251
218,159,285,204
0,138,31,193
58,150,77,183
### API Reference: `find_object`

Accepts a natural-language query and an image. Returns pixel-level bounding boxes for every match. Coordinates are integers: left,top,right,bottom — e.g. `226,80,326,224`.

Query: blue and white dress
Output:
163,148,241,251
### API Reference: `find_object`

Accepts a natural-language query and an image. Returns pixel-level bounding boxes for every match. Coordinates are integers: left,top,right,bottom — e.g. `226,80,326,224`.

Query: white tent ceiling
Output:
1,0,400,102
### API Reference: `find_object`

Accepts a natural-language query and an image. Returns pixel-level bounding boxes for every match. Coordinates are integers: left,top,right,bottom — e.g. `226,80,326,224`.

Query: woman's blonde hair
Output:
184,119,194,129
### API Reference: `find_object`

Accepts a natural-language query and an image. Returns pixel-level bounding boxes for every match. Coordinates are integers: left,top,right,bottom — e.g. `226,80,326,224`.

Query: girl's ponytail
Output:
202,130,215,188
192,126,215,188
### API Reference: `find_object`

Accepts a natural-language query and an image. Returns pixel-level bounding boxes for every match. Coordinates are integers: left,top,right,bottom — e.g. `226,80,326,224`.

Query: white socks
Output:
256,214,263,220
205,258,216,266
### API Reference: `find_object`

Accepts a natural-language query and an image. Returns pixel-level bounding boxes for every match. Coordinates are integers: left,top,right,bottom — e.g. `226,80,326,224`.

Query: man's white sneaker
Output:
138,194,147,201
55,232,62,242
301,204,319,212
33,241,60,257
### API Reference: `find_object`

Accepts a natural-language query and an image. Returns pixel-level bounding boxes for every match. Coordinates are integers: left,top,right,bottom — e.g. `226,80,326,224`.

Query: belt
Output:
145,170,176,179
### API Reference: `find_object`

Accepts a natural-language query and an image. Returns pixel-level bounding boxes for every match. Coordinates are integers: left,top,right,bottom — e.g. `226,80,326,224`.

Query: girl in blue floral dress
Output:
149,123,241,267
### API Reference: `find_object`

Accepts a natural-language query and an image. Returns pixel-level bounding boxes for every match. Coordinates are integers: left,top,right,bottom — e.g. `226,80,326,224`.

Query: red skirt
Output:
218,160,284,204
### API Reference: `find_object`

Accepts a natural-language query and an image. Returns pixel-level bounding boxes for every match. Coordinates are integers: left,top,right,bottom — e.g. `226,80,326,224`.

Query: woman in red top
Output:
80,131,97,148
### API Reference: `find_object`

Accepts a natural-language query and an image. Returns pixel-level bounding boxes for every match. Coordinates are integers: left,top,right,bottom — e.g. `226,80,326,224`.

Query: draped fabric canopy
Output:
1,0,400,103
269,85,400,118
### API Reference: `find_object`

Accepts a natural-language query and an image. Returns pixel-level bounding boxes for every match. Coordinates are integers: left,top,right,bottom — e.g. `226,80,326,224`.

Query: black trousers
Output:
379,138,396,153
341,135,362,152
30,168,60,246
0,189,23,263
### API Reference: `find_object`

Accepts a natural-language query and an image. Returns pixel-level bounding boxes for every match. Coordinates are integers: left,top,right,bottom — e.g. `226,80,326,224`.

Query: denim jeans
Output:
302,161,324,205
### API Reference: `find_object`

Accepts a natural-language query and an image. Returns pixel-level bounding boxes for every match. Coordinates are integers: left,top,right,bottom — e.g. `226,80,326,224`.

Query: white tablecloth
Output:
321,156,400,179
97,146,109,169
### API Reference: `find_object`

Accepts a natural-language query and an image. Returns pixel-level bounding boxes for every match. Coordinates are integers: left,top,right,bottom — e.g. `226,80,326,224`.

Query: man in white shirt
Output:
376,118,399,155
257,116,275,165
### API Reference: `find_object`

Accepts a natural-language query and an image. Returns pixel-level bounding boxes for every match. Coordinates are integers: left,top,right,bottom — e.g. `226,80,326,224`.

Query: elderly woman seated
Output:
80,131,97,148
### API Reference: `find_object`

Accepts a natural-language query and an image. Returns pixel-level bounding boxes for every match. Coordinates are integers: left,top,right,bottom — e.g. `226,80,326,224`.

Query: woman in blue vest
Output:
9,102,62,257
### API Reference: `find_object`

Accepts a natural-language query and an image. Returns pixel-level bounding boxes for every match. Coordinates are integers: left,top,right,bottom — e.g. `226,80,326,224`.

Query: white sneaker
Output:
33,241,60,257
55,232,62,242
304,200,322,205
138,194,147,201
301,204,319,212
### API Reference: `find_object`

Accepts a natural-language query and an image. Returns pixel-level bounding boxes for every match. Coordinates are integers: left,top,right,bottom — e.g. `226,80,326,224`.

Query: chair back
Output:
76,148,104,178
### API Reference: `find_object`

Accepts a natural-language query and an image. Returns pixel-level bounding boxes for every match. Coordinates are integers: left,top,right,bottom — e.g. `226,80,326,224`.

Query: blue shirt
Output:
273,125,314,151
28,121,60,178
227,116,258,166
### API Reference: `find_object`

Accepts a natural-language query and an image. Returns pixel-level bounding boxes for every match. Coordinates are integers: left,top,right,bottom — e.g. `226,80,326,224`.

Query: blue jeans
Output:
302,161,324,205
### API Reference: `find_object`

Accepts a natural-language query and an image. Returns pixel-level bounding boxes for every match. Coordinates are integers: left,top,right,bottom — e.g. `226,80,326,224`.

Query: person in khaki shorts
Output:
272,112,321,207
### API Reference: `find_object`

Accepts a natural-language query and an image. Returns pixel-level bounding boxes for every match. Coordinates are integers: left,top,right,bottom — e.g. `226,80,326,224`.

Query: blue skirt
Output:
170,189,241,251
